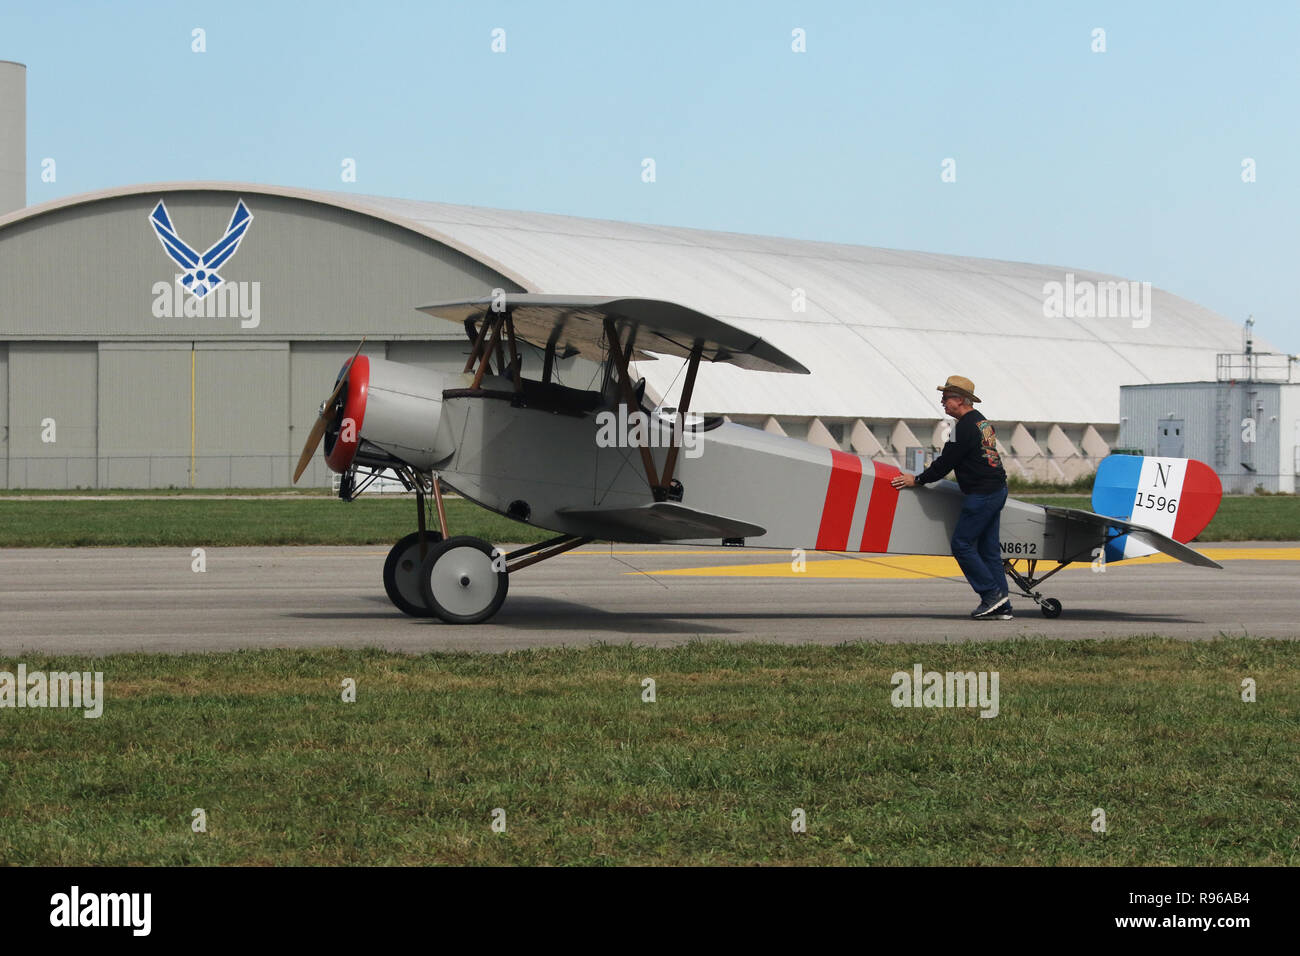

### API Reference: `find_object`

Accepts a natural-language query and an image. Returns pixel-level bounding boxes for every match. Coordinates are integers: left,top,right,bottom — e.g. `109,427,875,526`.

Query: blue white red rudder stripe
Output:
1091,455,1222,562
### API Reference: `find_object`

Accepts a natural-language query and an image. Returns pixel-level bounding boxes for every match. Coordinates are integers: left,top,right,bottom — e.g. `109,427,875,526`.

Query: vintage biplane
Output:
292,295,1223,624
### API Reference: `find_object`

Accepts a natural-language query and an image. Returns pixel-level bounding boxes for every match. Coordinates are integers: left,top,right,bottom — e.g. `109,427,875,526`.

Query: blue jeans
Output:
951,486,1008,602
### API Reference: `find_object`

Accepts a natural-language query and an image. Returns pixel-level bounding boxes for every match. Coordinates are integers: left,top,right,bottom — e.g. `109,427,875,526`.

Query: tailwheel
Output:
419,536,509,624
1004,557,1068,620
383,531,444,617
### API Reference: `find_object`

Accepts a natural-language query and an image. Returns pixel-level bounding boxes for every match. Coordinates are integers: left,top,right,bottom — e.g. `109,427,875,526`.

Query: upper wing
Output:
557,501,766,542
148,201,201,269
1044,506,1222,569
417,294,809,375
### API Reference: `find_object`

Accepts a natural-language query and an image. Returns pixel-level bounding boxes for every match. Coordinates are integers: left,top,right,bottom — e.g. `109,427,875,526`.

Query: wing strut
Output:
503,312,523,390
463,308,527,394
469,313,507,389
658,339,703,499
463,314,494,374
604,319,705,503
605,317,662,493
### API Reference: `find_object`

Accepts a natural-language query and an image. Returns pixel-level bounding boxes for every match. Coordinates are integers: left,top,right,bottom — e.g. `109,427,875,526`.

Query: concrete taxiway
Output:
1,543,1296,656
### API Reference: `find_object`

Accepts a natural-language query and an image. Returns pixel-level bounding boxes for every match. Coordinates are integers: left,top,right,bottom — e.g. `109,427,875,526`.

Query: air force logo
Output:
148,199,253,298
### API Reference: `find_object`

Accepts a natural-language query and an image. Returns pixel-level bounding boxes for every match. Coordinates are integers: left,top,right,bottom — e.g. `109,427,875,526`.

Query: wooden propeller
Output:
292,338,366,483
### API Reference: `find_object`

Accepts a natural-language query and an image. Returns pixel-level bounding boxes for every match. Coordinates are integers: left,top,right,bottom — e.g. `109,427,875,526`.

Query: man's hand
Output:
891,473,917,490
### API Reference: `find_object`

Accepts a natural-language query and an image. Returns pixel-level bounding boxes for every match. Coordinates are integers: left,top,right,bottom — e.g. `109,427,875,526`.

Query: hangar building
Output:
0,60,1268,489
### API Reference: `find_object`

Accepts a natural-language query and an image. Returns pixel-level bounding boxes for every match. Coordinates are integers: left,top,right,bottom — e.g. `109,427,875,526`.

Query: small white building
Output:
1119,350,1300,493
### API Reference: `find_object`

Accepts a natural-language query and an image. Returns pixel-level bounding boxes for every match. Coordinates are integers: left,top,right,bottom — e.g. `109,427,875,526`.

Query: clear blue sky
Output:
4,0,1297,352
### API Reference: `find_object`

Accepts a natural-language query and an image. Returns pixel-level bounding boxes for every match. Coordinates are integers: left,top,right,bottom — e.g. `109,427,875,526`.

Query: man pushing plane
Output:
891,376,1012,620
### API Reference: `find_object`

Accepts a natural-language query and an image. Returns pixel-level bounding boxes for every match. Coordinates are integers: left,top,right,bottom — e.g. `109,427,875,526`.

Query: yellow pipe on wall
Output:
189,343,196,487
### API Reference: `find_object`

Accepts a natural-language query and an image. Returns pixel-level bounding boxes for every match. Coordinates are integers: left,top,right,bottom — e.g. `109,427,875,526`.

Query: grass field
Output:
0,497,552,547
1,638,1295,866
0,487,333,496
0,493,1296,547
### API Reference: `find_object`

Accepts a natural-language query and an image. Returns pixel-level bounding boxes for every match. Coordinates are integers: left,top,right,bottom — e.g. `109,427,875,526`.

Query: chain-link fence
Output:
2,455,336,490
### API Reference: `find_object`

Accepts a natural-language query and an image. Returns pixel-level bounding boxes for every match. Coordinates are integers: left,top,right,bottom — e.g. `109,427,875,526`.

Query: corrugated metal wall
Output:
98,342,191,487
385,340,465,374
0,191,519,341
0,344,7,473
7,343,97,487
0,335,598,489
1120,382,1291,493
0,189,526,488
1281,387,1300,493
195,342,290,487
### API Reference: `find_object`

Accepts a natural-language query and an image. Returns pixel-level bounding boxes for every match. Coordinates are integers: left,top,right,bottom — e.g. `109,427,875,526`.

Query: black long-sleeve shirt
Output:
915,409,1007,494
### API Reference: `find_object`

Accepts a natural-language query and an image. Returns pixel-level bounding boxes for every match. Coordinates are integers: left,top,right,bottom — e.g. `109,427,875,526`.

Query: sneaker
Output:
971,594,1011,620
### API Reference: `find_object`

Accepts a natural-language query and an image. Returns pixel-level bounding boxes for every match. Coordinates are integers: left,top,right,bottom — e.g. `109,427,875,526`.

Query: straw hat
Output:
937,375,981,403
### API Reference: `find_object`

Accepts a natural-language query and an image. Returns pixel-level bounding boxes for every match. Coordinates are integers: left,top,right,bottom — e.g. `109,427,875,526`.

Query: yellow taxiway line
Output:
643,547,1300,579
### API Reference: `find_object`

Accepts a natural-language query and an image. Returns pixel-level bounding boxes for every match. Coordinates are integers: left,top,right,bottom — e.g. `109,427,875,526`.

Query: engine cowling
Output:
323,356,448,473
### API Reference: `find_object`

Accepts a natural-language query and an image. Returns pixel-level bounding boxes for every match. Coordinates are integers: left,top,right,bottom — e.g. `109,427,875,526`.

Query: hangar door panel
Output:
7,343,97,489
0,346,7,480
98,343,192,487
386,341,469,376
196,343,289,487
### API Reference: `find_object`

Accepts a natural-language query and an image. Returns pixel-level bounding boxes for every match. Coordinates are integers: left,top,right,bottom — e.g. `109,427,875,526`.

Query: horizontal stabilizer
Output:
1044,506,1222,569
558,502,767,542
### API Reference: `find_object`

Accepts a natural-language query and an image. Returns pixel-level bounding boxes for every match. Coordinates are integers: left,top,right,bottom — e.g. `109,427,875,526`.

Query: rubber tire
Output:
1040,598,1063,619
383,531,443,618
418,536,509,625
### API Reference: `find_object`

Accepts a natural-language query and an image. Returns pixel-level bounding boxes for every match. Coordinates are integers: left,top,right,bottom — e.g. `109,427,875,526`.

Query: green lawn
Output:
0,487,333,496
1,639,1294,866
0,494,1295,547
0,497,552,547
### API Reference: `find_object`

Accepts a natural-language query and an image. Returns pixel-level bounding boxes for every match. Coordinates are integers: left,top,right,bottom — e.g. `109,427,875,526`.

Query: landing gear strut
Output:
1003,558,1066,618
415,532,590,624
383,530,442,617
378,468,590,624
381,471,447,618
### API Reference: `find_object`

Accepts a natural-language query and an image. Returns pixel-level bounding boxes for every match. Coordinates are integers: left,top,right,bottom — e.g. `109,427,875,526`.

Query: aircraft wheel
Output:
383,531,443,617
419,536,509,624
1040,598,1062,619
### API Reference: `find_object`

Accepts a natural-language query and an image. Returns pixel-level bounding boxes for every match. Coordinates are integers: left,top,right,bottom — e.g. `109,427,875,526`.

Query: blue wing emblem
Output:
149,199,254,298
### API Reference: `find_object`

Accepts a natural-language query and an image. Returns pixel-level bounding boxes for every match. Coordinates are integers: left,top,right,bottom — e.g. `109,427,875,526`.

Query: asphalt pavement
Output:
1,542,1296,655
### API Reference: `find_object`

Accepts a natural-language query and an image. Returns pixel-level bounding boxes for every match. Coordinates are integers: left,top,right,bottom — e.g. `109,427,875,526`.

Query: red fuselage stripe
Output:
860,460,902,553
815,450,863,551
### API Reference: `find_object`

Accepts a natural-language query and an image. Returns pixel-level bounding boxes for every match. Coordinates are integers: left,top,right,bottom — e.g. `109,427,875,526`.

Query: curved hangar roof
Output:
1,182,1250,424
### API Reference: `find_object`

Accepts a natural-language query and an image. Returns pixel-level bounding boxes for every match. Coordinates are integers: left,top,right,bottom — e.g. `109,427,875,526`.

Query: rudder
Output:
1092,455,1222,561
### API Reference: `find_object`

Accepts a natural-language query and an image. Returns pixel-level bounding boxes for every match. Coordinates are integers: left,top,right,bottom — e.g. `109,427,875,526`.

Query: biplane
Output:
292,295,1223,624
